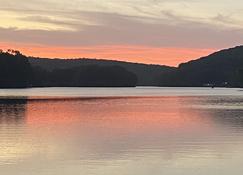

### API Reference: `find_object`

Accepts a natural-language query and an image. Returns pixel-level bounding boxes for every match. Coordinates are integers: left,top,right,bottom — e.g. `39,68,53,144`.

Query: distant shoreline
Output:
0,87,242,101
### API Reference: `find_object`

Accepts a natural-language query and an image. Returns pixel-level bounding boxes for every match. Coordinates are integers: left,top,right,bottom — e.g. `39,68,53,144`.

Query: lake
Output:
0,87,243,175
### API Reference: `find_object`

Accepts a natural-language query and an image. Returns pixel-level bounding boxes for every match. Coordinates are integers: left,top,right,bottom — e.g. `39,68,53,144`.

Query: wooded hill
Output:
1,45,243,88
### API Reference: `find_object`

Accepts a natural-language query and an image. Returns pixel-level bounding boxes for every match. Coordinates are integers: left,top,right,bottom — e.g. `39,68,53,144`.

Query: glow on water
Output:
0,87,243,175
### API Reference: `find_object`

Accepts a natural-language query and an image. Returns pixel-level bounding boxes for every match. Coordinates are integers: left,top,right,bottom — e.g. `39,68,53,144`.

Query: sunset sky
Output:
1,0,243,66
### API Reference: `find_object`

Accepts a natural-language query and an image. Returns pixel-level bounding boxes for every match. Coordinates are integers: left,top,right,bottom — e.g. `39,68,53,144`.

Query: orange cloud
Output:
0,42,216,66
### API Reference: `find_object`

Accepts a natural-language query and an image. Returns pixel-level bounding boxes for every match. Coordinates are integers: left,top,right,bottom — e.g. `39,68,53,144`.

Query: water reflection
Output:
0,98,29,166
1,96,243,175
188,96,243,129
0,99,27,125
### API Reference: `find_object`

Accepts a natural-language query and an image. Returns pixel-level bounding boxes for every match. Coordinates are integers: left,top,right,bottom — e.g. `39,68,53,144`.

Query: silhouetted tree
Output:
0,50,32,88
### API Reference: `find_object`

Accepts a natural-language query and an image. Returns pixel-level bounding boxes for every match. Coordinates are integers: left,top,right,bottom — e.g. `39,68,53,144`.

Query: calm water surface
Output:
0,87,243,175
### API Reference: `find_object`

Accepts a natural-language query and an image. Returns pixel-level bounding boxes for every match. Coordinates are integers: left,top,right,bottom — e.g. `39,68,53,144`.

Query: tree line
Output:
0,50,138,88
1,46,243,88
